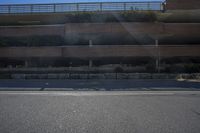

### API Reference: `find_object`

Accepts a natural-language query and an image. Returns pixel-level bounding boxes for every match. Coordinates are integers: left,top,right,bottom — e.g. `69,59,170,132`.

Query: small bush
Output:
114,66,124,73
120,11,157,22
184,64,200,73
64,11,157,23
145,64,156,73
164,65,185,73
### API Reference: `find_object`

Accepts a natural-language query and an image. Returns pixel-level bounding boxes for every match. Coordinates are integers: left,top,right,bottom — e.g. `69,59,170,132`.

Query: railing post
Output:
100,2,102,11
124,3,126,11
76,3,79,11
30,4,33,13
162,2,166,12
8,5,11,14
147,2,150,10
53,4,56,13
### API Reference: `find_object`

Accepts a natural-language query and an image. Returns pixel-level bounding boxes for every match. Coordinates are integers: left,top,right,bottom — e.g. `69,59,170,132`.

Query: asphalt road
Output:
0,79,200,91
0,91,200,133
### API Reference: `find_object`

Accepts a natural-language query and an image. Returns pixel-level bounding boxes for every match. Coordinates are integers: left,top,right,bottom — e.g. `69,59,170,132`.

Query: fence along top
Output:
0,1,165,14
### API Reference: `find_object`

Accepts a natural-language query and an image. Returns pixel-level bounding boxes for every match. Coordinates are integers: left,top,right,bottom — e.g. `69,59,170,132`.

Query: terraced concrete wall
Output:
0,23,200,45
0,13,68,25
166,0,200,10
64,23,200,41
0,23,200,59
0,25,65,37
0,45,200,58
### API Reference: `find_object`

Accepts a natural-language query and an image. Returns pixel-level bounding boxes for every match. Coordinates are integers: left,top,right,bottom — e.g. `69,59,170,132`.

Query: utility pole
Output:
89,40,93,68
155,39,160,73
89,40,93,47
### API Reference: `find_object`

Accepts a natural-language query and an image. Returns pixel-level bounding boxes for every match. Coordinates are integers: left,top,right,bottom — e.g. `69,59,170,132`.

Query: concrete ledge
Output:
8,73,200,80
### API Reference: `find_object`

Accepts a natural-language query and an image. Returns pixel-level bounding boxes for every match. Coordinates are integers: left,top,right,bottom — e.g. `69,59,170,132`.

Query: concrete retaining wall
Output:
0,25,65,37
0,23,199,38
0,45,200,58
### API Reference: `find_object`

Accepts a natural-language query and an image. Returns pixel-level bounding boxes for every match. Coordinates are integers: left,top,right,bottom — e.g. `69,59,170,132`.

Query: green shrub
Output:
64,11,157,23
120,11,157,22
164,65,185,73
114,66,124,73
184,64,200,73
163,64,200,73
145,64,156,73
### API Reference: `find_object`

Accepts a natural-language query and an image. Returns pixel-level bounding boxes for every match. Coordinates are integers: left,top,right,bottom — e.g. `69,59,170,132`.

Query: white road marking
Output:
0,92,174,96
0,91,196,96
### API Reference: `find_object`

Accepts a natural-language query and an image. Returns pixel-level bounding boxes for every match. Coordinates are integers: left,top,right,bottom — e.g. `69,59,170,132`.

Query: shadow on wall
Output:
166,0,200,10
1,34,200,46
0,11,157,25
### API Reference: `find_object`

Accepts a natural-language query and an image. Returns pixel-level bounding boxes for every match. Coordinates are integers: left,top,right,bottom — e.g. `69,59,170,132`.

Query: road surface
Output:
0,91,200,133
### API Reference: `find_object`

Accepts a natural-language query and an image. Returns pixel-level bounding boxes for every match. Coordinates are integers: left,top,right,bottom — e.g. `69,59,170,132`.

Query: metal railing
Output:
0,1,165,14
